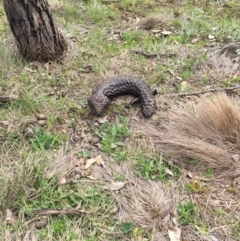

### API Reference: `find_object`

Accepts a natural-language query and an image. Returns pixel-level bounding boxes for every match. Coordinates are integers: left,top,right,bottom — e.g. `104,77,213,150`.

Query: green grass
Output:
86,0,118,23
232,218,240,240
1,0,240,240
31,126,66,151
178,201,198,226
0,152,118,240
94,116,131,161
134,154,181,182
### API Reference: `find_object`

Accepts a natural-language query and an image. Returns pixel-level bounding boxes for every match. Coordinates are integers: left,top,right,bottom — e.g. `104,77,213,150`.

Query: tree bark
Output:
3,0,67,61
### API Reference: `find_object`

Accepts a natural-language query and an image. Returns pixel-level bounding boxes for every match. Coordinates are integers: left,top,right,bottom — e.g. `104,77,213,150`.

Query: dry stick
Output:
0,95,18,103
164,85,240,97
33,208,84,217
130,49,176,58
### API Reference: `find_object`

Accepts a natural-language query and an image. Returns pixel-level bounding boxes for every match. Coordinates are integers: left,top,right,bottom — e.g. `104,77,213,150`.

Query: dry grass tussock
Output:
0,148,72,217
202,53,240,80
93,161,179,237
141,93,240,177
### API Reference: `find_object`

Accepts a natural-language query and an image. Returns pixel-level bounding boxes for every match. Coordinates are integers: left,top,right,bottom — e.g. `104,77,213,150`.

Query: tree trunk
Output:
3,0,67,61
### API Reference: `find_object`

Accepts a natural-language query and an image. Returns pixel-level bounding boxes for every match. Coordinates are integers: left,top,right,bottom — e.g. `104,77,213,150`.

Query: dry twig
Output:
0,95,18,103
130,49,176,58
165,85,240,97
33,208,84,217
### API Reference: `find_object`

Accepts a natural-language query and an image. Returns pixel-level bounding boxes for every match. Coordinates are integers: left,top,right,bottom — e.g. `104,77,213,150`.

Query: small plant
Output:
185,181,207,194
122,30,142,48
216,209,224,216
205,168,214,178
76,149,91,158
114,173,126,182
86,0,117,23
178,201,198,225
134,154,181,182
95,116,131,160
121,222,133,234
222,79,232,87
232,218,240,240
31,126,65,151
180,69,193,79
120,0,135,10
171,19,182,29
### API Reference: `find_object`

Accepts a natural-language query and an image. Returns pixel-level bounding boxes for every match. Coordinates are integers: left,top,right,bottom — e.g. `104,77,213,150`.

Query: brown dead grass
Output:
141,93,240,177
203,54,240,80
93,161,178,236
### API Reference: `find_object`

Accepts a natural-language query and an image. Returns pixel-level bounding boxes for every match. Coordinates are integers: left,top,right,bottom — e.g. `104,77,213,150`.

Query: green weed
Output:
122,30,143,48
216,209,224,216
31,126,66,151
185,181,207,194
76,149,92,158
205,168,214,178
134,154,181,182
86,0,117,23
1,154,117,239
121,222,133,234
232,218,240,240
178,201,198,225
94,116,131,161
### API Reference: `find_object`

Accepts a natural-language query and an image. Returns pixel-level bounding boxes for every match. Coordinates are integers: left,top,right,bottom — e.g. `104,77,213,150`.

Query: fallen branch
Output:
130,49,176,58
0,95,18,103
33,208,84,217
165,85,240,97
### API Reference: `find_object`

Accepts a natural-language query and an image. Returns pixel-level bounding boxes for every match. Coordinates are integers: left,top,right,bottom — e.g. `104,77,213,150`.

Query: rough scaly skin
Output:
88,76,157,118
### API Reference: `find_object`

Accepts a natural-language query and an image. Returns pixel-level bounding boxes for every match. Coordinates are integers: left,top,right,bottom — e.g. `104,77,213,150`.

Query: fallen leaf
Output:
6,209,18,226
191,38,198,43
172,217,179,226
194,175,214,182
104,182,126,191
58,177,67,186
96,155,105,167
134,17,141,25
97,116,108,124
85,158,96,169
168,227,181,241
81,169,92,177
152,29,162,33
76,202,82,210
24,67,37,73
187,172,193,178
35,113,47,120
165,168,174,176
168,230,177,241
87,175,96,180
231,154,239,162
176,76,182,81
0,120,9,126
58,177,67,190
187,172,215,182
161,30,172,35
209,235,219,241
77,158,86,166
168,70,175,76
208,34,215,40
110,205,119,214
35,219,47,229
179,81,190,92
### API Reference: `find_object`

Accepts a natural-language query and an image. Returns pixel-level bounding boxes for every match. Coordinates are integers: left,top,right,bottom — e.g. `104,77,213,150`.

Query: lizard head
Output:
88,93,111,116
